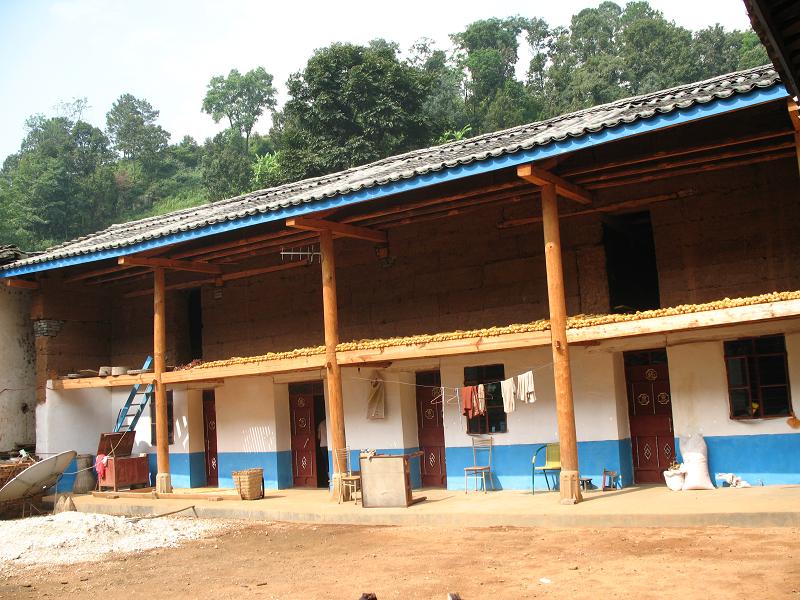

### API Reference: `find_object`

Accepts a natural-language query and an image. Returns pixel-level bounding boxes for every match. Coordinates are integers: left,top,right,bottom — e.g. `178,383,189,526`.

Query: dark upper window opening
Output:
603,210,661,314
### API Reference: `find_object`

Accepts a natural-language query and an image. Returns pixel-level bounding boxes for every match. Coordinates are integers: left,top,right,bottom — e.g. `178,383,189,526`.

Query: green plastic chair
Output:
531,443,561,494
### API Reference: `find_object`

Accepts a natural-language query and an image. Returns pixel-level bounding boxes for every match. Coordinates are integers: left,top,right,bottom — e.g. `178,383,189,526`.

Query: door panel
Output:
289,383,318,488
416,371,447,488
625,350,675,484
202,390,218,487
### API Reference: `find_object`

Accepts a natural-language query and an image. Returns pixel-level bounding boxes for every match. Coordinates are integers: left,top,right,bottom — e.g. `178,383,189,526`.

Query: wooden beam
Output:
118,256,221,274
123,259,311,298
286,217,387,244
576,140,795,186
496,190,698,229
517,164,592,205
584,150,793,190
153,267,172,493
787,99,800,175
561,130,791,179
319,228,348,488
67,298,800,389
541,183,582,504
4,278,39,290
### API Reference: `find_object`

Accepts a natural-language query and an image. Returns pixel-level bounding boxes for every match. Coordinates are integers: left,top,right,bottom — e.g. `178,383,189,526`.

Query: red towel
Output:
461,386,476,419
95,454,106,479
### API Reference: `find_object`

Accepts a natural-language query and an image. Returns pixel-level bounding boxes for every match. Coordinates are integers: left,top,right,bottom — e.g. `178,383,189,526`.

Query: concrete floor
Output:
72,484,800,528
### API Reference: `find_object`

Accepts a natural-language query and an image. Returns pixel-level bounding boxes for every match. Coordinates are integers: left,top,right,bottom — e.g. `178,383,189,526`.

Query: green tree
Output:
202,67,277,150
106,94,170,164
0,115,117,248
201,129,252,200
271,40,436,181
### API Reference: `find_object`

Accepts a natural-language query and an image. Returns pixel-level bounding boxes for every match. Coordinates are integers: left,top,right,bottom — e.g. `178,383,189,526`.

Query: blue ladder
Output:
114,356,154,433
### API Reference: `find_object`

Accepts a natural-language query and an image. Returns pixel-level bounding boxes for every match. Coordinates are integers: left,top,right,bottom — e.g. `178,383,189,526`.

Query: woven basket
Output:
232,468,264,500
0,459,34,490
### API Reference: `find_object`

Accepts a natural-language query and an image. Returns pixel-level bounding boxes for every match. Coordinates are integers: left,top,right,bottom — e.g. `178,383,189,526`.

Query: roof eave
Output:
0,82,789,279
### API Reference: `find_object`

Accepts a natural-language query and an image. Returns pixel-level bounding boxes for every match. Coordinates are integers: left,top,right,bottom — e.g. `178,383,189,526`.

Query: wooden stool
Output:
602,469,619,491
579,477,593,491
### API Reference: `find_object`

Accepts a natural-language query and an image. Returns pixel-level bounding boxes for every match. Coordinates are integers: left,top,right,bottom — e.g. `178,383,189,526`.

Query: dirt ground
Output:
1,521,798,599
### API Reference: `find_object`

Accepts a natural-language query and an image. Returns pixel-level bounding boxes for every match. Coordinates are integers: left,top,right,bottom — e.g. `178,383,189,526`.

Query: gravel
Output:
0,511,229,572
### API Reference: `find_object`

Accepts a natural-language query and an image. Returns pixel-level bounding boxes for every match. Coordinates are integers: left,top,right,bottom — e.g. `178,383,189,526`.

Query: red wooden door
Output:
202,390,218,487
289,383,318,487
416,371,447,487
625,349,675,484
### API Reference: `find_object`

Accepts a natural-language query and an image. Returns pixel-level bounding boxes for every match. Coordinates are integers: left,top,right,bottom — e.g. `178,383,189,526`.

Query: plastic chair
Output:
532,443,561,494
333,447,361,504
464,436,494,493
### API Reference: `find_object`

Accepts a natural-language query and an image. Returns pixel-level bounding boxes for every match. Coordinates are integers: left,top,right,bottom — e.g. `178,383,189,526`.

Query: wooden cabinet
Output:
97,432,150,491
359,452,424,508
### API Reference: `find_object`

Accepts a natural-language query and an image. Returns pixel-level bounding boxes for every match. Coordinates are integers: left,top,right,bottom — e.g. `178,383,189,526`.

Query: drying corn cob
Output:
194,290,800,371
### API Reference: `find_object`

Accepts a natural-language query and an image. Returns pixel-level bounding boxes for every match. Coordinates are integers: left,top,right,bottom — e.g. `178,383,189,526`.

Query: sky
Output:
0,0,756,163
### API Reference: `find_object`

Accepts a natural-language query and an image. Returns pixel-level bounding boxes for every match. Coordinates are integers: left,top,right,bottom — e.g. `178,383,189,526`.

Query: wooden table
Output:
359,451,425,508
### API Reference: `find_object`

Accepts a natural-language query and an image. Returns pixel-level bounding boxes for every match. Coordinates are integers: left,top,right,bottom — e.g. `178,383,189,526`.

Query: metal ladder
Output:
113,356,154,433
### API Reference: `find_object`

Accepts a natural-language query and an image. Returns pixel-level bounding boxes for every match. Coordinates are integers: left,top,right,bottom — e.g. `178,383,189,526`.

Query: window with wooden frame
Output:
150,390,175,445
464,364,507,434
724,335,793,420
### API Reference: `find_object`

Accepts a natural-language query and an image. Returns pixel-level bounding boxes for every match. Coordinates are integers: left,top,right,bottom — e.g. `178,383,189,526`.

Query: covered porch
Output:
70,484,800,528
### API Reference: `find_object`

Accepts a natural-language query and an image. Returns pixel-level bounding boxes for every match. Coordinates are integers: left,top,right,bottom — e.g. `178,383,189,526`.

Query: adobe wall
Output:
651,160,800,307
0,286,35,449
200,201,609,360
31,275,111,403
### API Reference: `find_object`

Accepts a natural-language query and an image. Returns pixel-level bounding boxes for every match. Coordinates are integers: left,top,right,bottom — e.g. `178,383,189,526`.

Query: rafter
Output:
117,256,222,274
285,217,387,243
123,259,311,298
516,164,593,205
4,278,38,290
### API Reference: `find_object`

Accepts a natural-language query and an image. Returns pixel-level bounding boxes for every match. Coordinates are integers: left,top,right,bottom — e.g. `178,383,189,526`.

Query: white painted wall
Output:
440,346,626,449
339,367,408,451
0,286,35,449
668,333,800,437
214,376,278,453
37,388,113,455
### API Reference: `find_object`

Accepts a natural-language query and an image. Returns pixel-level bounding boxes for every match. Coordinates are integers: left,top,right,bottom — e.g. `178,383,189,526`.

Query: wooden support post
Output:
319,229,347,497
787,99,800,175
153,266,172,493
541,183,582,505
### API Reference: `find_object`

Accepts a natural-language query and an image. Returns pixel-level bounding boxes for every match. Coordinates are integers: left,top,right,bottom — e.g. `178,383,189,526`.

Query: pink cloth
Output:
95,454,106,479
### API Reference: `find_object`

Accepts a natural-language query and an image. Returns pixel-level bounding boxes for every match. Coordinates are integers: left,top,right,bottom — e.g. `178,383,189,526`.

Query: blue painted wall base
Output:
676,433,800,486
445,439,634,491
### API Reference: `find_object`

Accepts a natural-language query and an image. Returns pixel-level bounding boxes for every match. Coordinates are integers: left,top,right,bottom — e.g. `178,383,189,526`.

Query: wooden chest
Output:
96,432,150,491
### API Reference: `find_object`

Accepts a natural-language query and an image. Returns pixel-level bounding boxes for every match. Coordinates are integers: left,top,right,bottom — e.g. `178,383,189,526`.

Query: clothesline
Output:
344,360,555,391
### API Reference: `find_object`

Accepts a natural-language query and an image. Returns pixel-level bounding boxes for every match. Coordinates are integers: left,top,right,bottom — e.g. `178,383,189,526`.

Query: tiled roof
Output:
1,65,782,273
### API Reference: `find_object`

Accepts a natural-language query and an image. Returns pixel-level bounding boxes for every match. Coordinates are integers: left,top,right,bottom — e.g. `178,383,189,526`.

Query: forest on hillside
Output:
0,2,768,251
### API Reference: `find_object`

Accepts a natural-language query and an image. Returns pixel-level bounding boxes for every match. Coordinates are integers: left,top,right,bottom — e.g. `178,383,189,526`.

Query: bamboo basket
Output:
0,458,38,518
232,468,264,500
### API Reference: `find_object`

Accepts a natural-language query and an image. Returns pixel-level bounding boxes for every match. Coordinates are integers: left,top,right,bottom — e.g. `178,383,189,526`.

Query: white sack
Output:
680,433,715,490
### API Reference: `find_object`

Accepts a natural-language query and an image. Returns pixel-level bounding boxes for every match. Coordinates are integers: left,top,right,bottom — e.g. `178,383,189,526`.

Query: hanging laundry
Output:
501,376,517,413
516,370,536,403
461,386,477,419
476,384,487,416
366,372,386,419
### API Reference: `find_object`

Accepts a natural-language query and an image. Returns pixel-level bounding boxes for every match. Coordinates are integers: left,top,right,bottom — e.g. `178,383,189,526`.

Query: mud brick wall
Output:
110,290,191,368
200,201,610,360
651,161,800,307
31,276,111,403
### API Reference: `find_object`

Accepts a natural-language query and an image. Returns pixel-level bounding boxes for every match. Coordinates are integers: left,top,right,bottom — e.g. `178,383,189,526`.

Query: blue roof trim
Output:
1,83,788,278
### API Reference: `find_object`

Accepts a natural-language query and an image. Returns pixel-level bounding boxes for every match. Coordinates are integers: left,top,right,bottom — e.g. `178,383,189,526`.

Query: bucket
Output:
72,454,96,493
